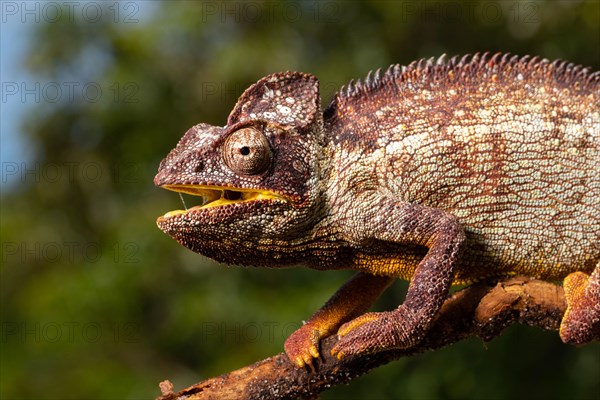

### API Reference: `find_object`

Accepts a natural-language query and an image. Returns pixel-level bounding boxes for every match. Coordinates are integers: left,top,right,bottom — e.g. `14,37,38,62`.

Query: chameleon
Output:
154,53,600,368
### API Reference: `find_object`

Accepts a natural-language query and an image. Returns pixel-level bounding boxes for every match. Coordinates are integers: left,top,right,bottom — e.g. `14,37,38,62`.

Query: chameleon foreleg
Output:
332,201,466,358
284,272,393,367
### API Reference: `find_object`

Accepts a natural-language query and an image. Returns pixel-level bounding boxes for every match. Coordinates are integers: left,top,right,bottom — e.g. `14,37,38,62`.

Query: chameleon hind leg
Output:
560,261,600,344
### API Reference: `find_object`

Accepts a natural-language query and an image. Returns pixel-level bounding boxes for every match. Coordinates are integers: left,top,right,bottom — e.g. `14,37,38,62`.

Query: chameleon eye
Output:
222,127,272,175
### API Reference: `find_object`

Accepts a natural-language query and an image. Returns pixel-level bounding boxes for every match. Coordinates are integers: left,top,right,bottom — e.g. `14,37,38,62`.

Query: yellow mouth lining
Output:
161,184,285,218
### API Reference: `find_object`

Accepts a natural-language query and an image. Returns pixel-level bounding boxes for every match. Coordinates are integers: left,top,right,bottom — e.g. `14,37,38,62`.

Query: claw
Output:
309,345,320,359
302,352,313,367
331,348,345,360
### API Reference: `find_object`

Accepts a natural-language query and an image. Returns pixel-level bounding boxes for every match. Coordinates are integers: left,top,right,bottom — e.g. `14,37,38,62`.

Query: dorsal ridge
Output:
330,53,599,111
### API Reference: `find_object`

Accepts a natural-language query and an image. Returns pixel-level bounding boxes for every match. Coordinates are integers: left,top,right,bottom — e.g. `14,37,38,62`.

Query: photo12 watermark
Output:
397,1,541,24
1,1,140,24
1,241,141,264
198,321,302,345
1,81,139,104
1,161,142,185
1,321,140,344
199,1,343,24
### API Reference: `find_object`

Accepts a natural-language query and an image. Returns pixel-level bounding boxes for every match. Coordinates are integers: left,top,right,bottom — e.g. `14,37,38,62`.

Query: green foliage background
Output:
1,1,599,399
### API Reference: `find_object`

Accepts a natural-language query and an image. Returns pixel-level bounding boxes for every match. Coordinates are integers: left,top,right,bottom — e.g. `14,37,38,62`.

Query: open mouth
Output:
159,184,286,218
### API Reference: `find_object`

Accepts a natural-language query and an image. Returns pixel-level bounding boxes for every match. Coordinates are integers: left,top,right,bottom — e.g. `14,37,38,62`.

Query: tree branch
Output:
156,277,583,400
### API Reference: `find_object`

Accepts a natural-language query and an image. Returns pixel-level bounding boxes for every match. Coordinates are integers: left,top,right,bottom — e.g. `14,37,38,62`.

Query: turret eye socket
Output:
222,128,272,175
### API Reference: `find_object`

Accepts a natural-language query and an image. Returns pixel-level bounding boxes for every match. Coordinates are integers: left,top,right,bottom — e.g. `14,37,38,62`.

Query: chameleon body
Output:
155,53,600,367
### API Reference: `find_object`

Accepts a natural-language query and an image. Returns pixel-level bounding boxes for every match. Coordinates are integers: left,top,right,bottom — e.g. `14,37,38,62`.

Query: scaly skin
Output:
155,53,600,368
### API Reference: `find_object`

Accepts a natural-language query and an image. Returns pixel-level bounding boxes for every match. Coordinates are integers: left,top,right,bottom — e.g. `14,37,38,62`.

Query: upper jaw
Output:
157,183,288,219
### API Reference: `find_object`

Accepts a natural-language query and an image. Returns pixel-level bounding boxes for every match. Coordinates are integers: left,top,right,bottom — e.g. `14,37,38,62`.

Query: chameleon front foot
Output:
284,273,395,368
560,268,600,344
284,323,323,368
331,309,421,359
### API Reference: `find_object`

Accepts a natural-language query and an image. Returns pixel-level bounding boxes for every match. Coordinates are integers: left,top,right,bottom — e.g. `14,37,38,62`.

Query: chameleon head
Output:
154,72,327,266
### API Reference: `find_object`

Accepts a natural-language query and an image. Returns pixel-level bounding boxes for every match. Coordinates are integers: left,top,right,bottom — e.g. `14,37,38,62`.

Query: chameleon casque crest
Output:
155,53,600,367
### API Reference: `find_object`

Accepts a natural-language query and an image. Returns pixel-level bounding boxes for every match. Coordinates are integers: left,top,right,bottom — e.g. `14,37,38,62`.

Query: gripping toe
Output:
560,269,600,344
